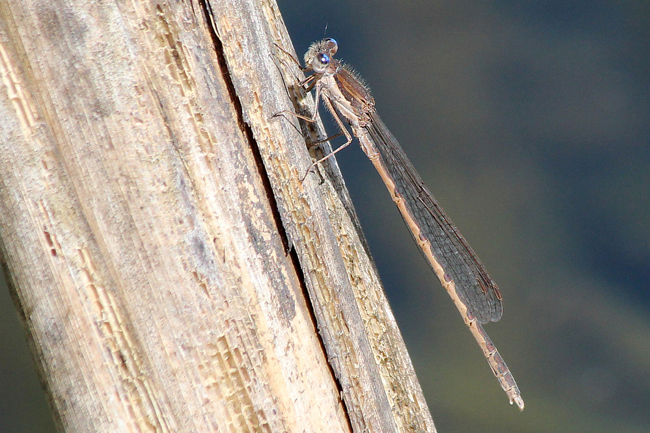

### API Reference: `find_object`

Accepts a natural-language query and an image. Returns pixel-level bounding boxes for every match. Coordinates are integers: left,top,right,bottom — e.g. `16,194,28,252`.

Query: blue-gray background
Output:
2,1,649,431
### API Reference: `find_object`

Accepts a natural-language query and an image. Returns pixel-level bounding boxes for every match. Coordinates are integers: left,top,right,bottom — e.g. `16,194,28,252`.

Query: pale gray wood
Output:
0,0,436,431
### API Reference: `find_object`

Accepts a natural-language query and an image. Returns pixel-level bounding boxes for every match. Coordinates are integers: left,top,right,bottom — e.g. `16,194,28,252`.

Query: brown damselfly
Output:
281,37,524,410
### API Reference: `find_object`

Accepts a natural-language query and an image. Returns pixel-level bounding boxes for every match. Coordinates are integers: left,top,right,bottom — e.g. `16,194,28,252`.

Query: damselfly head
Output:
304,38,339,74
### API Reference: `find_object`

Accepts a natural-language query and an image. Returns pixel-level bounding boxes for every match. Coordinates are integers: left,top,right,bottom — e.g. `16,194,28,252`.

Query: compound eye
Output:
324,38,338,55
311,53,330,73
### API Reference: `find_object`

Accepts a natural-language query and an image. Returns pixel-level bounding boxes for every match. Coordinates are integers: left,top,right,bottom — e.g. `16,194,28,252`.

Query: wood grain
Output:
0,0,435,431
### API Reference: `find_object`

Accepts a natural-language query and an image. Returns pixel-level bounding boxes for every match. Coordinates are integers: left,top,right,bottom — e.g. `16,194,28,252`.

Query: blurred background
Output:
2,1,649,432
